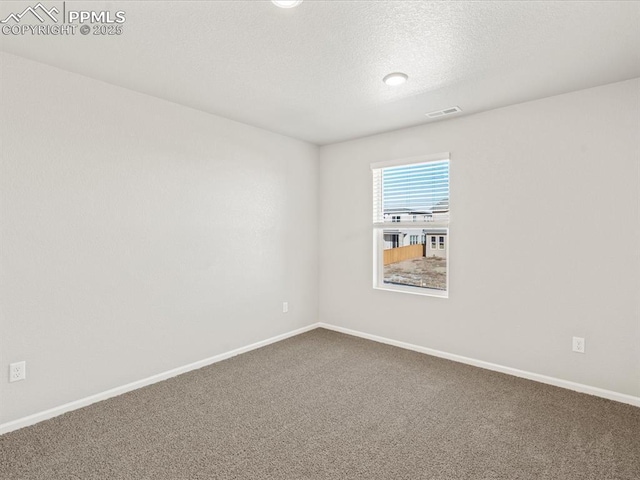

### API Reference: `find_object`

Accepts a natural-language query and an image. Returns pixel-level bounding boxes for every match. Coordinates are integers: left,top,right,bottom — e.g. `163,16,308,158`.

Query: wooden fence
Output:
383,244,424,265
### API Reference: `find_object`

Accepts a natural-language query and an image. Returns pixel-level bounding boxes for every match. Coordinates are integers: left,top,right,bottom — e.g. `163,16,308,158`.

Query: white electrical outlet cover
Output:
572,337,585,353
9,361,26,382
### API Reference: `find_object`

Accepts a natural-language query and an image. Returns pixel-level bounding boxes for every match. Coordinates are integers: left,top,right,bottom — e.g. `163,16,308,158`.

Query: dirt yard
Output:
384,256,446,290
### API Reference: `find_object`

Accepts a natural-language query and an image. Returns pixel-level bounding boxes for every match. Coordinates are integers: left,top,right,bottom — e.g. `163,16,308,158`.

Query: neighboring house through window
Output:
371,153,450,296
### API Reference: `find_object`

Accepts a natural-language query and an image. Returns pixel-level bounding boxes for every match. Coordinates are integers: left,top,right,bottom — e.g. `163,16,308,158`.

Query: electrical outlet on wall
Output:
9,361,26,382
282,302,289,313
572,337,585,354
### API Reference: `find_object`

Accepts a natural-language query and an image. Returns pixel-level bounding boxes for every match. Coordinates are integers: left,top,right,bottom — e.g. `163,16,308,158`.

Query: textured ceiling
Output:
1,0,639,145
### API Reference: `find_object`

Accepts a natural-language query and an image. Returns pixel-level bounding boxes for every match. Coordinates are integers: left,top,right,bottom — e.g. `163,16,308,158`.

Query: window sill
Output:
374,284,448,299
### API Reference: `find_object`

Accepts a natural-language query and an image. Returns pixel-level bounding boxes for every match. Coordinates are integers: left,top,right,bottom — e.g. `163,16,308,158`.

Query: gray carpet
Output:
1,328,639,479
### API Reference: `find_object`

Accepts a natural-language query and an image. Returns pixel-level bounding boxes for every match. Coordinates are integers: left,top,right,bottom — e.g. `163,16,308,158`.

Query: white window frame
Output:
371,153,450,298
439,236,445,250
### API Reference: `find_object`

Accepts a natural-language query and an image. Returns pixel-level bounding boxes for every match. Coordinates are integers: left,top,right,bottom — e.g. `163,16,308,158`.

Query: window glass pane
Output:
381,161,449,224
383,229,447,291
373,156,449,295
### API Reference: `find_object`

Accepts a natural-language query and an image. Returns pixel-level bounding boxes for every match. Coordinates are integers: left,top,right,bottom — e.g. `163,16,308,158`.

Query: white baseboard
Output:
2,321,637,436
0,323,322,436
318,323,640,408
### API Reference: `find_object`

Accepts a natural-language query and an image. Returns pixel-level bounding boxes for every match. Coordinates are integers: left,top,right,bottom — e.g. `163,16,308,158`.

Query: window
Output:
372,153,449,297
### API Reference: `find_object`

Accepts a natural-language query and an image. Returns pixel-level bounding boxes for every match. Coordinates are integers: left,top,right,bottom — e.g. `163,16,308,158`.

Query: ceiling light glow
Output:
383,72,408,86
271,0,303,8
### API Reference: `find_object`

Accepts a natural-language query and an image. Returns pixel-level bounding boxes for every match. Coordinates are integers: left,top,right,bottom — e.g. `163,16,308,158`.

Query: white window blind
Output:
372,156,450,227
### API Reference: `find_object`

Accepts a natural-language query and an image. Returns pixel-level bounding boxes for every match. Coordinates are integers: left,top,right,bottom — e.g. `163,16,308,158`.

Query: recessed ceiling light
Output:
271,0,303,8
383,72,408,86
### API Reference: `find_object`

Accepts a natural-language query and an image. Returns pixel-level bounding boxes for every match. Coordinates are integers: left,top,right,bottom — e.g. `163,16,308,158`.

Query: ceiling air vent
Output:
426,106,462,119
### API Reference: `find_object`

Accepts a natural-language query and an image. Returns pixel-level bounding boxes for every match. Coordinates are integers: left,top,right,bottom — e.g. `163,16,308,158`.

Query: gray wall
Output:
0,53,319,424
1,52,638,426
319,79,640,397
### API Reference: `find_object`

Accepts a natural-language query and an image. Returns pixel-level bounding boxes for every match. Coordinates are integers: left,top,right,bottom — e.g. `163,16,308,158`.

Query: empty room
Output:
1,1,639,478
